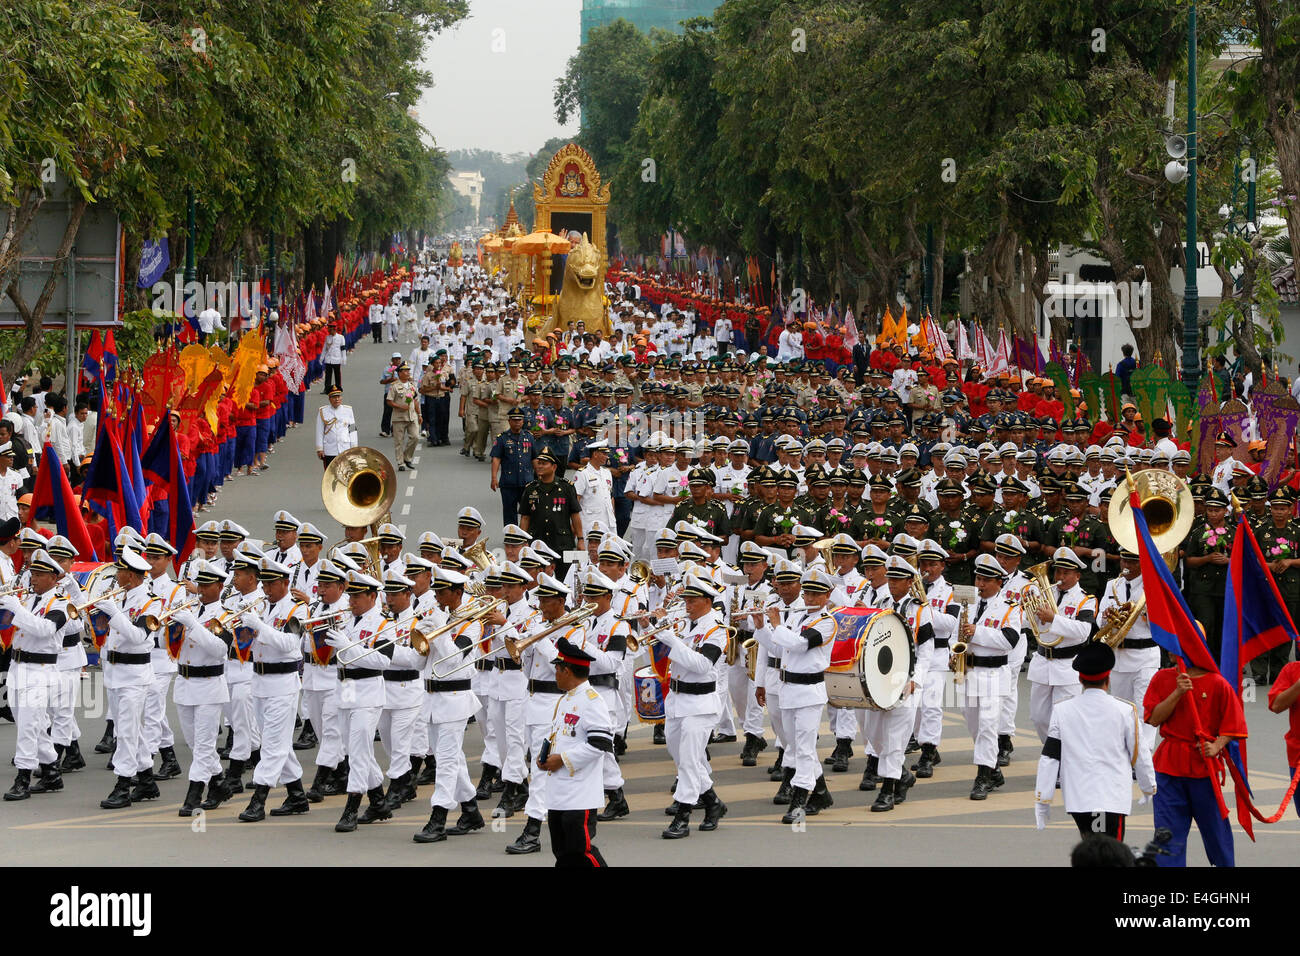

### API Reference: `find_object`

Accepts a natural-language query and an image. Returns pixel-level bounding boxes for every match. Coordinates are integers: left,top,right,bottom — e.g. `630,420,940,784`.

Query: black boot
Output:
270,779,311,816
223,759,246,795
858,755,881,792
970,765,994,801
905,735,921,754
896,768,917,804
381,773,408,812
415,756,437,786
60,740,85,772
990,766,1006,789
413,805,448,843
238,784,270,822
305,765,331,803
94,720,116,754
4,769,31,801
773,766,795,805
597,787,629,821
809,774,834,814
447,800,485,835
653,724,666,745
156,746,182,780
781,786,810,824
199,774,230,810
408,757,423,791
100,775,134,809
216,726,232,759
700,788,727,831
30,761,63,794
831,738,851,773
614,733,627,757
247,748,261,771
401,768,417,803
505,816,543,853
336,793,363,832
823,738,843,765
320,762,347,797
912,743,938,778
494,781,518,818
768,747,785,779
662,807,691,839
871,777,897,812
130,768,160,801
358,786,392,824
475,763,499,801
740,733,766,767
293,719,318,751
178,780,205,817
997,734,1013,767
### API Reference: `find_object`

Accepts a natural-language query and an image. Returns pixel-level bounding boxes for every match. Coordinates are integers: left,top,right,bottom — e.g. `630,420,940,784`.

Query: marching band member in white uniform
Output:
1026,549,1097,743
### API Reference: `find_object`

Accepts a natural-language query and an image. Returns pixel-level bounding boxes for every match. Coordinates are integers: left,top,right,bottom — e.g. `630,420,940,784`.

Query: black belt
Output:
933,638,949,648
12,649,58,665
766,656,781,669
474,660,494,672
970,654,1008,668
669,679,716,694
495,659,522,671
425,678,472,693
1037,644,1083,661
254,661,300,675
384,669,420,682
1121,638,1156,650
106,651,151,665
528,679,560,695
779,670,824,685
62,635,81,648
339,667,382,680
178,664,225,679
588,673,618,689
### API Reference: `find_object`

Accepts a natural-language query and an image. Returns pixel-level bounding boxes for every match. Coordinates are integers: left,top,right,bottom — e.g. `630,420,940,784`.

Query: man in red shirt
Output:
1267,662,1300,817
1144,663,1248,866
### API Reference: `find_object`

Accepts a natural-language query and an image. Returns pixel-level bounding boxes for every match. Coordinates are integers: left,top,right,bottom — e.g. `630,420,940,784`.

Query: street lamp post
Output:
1179,0,1200,390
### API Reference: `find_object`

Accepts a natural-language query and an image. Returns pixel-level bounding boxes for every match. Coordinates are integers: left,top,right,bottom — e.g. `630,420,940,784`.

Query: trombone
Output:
434,603,596,678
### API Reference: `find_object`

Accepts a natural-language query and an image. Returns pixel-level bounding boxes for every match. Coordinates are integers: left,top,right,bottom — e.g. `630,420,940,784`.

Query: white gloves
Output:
97,600,122,618
1034,803,1050,831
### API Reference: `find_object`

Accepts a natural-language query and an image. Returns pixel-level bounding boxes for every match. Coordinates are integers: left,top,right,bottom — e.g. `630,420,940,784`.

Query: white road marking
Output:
401,504,411,516
405,485,415,497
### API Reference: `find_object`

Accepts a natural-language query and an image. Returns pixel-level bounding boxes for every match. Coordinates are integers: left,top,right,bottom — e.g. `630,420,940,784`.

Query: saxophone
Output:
949,599,972,684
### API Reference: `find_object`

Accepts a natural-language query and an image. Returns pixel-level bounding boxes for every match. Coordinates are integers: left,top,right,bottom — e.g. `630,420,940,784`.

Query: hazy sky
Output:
418,0,583,156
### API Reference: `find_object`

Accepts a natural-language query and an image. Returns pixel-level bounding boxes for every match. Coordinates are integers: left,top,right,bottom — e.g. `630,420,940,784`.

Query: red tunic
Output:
1143,668,1247,778
1268,661,1300,767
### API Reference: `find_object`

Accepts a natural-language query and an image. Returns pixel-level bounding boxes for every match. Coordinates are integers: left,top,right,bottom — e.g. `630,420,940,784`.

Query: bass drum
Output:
633,665,666,725
824,607,913,711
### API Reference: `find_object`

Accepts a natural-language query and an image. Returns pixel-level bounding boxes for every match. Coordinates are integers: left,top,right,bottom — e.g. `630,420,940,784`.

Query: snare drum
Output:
633,665,666,724
824,607,913,710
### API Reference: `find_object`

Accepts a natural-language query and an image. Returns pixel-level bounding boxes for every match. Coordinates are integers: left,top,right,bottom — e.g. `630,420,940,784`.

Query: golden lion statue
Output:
538,233,608,337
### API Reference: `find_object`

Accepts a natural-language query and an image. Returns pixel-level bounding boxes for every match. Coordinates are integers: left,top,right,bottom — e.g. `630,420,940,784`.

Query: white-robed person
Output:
376,570,425,811
1025,549,1097,743
302,559,350,801
483,562,536,818
44,537,87,774
758,557,803,800
731,541,773,767
913,539,957,778
141,533,185,783
167,559,232,816
315,385,357,468
219,548,264,797
572,568,631,822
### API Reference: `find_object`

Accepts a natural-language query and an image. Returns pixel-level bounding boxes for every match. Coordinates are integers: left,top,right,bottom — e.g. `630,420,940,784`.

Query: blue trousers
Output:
235,425,256,468
500,485,525,527
256,418,271,454
1153,771,1235,867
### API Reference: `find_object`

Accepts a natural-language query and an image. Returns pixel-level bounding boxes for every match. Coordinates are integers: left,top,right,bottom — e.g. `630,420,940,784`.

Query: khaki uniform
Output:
462,374,489,457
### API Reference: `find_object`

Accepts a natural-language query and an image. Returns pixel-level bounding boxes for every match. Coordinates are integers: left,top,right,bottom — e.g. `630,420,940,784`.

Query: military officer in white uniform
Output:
1026,549,1097,743
377,570,425,810
571,569,630,821
302,559,349,801
141,533,184,781
1098,548,1159,755
315,385,357,468
914,539,957,778
573,439,616,536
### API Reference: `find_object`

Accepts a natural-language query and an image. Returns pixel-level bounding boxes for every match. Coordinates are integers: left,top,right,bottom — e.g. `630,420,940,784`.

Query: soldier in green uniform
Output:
886,468,932,522
669,467,731,539
798,466,833,517
1253,487,1299,683
1243,475,1271,538
930,478,978,586
979,477,1042,558
1093,487,1122,592
754,470,815,558
962,473,998,546
1043,482,1108,597
518,449,583,579
735,466,778,545
851,475,898,548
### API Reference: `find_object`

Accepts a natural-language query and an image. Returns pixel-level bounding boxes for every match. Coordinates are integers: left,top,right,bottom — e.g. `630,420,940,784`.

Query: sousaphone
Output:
323,447,398,575
1107,469,1195,570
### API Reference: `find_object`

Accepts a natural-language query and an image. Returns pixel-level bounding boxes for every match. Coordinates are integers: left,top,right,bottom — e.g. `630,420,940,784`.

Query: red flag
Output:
28,444,100,560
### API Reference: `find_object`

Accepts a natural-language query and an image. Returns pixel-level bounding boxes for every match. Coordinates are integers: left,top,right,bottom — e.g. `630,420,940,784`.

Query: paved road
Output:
2,334,1298,865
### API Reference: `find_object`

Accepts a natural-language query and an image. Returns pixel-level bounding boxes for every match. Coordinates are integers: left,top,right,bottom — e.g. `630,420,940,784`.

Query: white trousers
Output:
782,703,824,790
343,705,384,793
829,704,859,739
864,694,917,779
252,692,303,787
765,687,787,752
380,705,421,779
412,697,430,756
915,667,949,747
1111,666,1159,754
10,668,57,770
1029,680,1080,743
484,696,527,784
176,702,224,783
429,718,474,810
143,672,175,752
523,721,550,821
303,686,345,769
224,682,256,760
999,638,1030,735
666,713,715,804
961,667,1008,768
50,670,81,746
112,684,152,775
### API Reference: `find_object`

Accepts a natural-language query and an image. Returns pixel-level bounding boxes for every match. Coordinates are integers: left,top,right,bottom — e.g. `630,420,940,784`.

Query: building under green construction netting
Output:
580,0,719,42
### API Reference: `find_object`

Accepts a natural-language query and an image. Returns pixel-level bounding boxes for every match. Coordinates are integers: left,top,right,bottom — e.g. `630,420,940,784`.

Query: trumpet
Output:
210,595,269,631
138,597,202,633
297,609,350,631
0,581,29,599
504,603,596,665
391,597,507,675
432,603,590,679
626,614,683,652
65,586,129,620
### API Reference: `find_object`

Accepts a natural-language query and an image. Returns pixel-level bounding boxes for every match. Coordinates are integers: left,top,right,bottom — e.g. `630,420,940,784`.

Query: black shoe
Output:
809,775,834,813
912,743,938,778
997,734,1013,767
413,806,448,843
614,733,627,757
740,733,766,767
699,788,727,831
178,780,205,816
358,787,392,824
653,724,666,745
858,754,881,791
493,781,518,818
247,748,261,771
713,733,736,743
293,719,318,751
782,786,809,824
224,759,246,796
970,765,994,801
830,737,851,773
871,778,897,812
990,767,1006,789
664,799,684,817
30,762,63,794
767,747,785,779
459,449,470,457
475,763,499,802
416,756,438,786
447,800,485,835
60,740,85,772
905,735,921,754
217,727,233,760
270,779,311,816
773,767,795,805
100,775,134,809
336,793,363,832
156,746,182,780
130,769,161,802
896,769,917,804
320,764,347,797
4,769,31,801
239,784,270,822
200,774,231,811
823,739,842,765
505,817,543,854
598,787,629,821
381,772,410,812
662,808,691,839
94,721,116,754
305,765,331,803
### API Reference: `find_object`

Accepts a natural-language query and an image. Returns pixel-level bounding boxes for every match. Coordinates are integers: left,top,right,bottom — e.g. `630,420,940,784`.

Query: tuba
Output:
1107,469,1195,572
461,539,493,573
323,447,397,575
